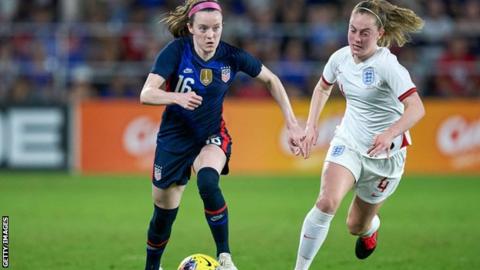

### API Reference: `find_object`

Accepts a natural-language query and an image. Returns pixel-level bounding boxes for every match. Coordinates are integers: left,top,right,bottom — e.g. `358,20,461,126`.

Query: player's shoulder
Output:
161,37,188,52
375,47,399,64
174,36,190,47
329,46,351,63
373,47,407,75
217,40,245,56
335,46,351,55
216,40,259,67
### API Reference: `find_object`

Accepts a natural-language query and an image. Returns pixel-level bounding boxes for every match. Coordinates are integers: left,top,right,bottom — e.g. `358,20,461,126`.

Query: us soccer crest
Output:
221,66,231,83
154,164,162,181
362,67,375,86
200,68,213,86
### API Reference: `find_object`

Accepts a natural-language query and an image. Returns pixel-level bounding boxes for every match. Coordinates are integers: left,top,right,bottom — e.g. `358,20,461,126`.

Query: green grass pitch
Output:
1,172,479,269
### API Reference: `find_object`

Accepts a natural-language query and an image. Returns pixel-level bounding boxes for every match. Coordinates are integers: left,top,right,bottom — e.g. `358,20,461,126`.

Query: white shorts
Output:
325,136,407,204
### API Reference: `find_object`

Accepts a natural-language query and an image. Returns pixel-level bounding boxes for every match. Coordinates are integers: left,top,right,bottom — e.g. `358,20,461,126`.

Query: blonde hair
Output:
353,0,424,47
161,0,221,38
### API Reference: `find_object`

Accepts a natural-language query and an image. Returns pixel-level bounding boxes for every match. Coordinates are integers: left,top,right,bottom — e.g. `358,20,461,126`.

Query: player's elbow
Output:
418,104,426,120
416,100,426,121
270,73,281,85
265,73,282,91
405,94,425,122
139,89,150,104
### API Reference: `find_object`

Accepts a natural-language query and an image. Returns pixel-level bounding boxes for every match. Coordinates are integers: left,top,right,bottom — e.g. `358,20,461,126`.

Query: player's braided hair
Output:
162,0,220,38
353,0,424,47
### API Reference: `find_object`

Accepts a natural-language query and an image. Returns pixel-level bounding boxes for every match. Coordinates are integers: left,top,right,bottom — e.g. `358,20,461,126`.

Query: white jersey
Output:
322,46,417,159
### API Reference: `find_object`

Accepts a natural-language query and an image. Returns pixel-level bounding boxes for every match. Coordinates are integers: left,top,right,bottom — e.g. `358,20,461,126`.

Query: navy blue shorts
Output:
151,131,232,189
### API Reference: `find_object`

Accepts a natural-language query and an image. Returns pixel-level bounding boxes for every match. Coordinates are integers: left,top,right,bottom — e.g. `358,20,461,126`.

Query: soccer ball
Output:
177,254,220,270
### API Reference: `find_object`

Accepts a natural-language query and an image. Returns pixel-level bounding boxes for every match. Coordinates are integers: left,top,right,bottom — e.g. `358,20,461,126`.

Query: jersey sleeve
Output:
381,54,417,101
321,49,345,86
234,49,262,77
150,39,183,79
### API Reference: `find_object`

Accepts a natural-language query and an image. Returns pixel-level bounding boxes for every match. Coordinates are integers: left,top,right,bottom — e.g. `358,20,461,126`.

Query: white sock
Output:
294,207,334,270
360,215,380,237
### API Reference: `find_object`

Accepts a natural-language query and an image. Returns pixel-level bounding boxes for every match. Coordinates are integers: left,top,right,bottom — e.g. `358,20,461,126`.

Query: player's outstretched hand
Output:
301,124,318,159
287,122,306,157
175,92,203,110
367,131,394,158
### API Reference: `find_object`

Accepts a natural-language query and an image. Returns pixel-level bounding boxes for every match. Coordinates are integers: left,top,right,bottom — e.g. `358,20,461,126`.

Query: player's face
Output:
348,12,384,61
188,11,223,55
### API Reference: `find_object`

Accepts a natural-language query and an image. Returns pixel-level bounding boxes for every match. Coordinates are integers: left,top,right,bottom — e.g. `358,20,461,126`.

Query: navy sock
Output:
145,205,178,270
197,167,230,256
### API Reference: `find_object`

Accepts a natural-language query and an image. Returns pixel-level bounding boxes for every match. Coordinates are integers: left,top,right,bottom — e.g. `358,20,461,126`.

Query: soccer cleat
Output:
218,253,238,270
159,267,163,270
355,231,378,259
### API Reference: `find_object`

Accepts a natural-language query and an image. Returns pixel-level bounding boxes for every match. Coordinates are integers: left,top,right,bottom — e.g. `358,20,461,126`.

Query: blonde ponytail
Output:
354,0,424,47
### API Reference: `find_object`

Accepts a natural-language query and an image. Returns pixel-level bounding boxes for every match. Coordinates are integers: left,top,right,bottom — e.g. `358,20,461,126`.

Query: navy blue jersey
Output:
151,37,262,153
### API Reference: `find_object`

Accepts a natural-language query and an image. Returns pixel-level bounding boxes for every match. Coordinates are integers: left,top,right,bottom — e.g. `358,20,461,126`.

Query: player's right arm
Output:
302,78,334,158
302,49,342,158
140,39,202,110
140,73,202,110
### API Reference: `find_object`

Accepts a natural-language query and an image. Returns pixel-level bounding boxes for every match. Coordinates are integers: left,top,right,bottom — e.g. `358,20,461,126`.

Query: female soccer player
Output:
294,1,425,269
140,1,304,269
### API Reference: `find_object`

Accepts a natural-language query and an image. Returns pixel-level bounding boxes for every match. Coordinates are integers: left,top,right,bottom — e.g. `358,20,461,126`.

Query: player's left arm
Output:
368,92,425,157
255,65,305,155
368,54,426,157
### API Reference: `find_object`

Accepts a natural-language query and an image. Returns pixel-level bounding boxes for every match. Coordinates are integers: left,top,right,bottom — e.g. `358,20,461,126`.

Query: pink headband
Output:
188,2,222,18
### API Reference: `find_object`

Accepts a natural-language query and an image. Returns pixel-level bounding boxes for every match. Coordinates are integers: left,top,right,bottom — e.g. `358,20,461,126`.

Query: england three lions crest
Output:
221,66,231,83
362,67,375,86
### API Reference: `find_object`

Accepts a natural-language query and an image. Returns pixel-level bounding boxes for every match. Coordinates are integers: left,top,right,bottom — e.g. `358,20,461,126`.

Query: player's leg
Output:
193,144,236,269
146,184,185,270
347,196,382,259
349,150,406,259
294,162,356,270
145,147,192,270
193,144,228,254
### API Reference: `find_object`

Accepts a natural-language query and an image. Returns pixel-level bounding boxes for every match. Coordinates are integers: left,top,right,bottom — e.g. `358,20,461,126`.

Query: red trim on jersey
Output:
398,87,417,101
400,133,411,148
219,118,230,153
321,75,334,86
165,78,171,92
147,239,169,248
205,204,227,215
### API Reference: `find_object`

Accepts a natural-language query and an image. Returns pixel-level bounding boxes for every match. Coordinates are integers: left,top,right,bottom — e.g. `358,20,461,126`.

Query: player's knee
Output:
197,167,221,199
152,193,179,209
315,197,340,214
346,217,369,235
153,196,173,209
152,197,164,208
149,205,178,230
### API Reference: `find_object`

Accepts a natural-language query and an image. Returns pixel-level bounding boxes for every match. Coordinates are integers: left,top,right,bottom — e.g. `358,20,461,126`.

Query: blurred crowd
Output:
0,0,479,104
